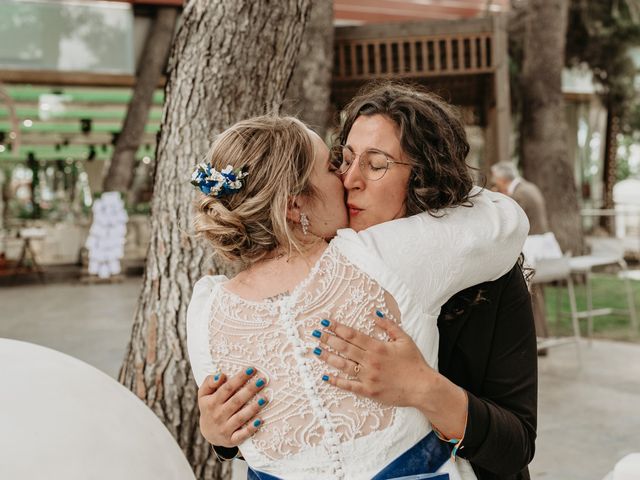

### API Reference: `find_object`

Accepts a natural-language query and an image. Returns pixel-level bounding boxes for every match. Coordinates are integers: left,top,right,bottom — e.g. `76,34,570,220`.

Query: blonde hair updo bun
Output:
193,115,318,267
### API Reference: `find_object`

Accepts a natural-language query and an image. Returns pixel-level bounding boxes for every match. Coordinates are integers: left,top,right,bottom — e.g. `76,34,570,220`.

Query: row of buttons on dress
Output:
280,298,345,479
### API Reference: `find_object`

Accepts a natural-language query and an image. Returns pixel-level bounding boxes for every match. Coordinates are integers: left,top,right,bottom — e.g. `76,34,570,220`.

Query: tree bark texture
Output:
282,0,334,138
118,1,311,479
600,102,619,233
519,0,583,254
103,7,178,193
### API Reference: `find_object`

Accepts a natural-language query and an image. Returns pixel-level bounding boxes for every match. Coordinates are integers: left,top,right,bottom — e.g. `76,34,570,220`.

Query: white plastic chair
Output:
524,233,581,358
530,255,582,360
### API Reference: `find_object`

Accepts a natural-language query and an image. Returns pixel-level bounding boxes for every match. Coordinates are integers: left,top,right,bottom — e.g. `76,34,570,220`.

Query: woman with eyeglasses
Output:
188,83,533,480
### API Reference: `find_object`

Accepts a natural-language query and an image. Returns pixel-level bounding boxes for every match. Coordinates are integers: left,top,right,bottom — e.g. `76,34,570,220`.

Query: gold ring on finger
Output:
353,363,361,377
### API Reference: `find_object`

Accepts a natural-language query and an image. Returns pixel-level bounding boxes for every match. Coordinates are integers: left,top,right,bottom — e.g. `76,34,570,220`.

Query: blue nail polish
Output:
322,375,329,382
321,319,330,327
253,419,261,427
256,378,265,388
213,374,220,381
312,329,322,338
245,367,255,376
313,347,322,356
258,398,266,407
376,310,385,318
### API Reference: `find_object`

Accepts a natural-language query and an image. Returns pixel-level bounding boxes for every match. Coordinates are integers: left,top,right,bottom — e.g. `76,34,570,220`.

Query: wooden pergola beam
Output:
0,70,166,88
334,0,509,23
101,0,182,6
336,17,494,39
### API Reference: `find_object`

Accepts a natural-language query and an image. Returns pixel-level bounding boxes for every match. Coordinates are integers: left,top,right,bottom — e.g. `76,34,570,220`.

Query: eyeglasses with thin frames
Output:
330,145,413,181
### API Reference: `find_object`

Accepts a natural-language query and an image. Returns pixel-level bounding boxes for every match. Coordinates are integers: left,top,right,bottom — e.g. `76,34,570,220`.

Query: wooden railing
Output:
333,32,494,81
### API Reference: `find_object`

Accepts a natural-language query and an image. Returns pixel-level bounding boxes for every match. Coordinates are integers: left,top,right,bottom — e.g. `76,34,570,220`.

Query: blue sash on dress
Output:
247,431,450,480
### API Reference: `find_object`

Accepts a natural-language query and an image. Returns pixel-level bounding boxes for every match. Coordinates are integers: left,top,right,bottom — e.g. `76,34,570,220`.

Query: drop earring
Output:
300,213,310,236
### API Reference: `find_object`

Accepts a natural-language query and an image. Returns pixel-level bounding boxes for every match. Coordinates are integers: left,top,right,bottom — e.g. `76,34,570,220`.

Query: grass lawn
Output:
542,273,640,343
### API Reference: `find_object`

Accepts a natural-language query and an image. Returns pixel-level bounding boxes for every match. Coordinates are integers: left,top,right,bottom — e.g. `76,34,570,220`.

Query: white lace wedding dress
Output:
188,188,529,480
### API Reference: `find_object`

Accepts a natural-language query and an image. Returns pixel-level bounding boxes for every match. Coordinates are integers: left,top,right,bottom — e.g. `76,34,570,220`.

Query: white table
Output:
0,338,196,479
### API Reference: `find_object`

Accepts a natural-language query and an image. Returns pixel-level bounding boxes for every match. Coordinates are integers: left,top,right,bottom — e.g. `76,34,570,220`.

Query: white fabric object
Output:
611,453,640,480
187,188,529,479
522,232,563,267
0,338,195,480
19,227,47,239
85,192,128,279
98,263,111,278
109,259,122,275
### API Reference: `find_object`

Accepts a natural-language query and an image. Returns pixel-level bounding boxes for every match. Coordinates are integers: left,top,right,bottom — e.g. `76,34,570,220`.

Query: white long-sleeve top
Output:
187,188,529,480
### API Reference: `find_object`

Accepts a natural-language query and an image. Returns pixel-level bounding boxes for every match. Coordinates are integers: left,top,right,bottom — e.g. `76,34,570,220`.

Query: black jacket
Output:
438,263,538,480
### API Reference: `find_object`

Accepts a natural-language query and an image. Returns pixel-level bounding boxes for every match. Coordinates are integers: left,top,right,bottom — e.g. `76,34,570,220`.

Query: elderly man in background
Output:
491,161,549,235
492,161,551,350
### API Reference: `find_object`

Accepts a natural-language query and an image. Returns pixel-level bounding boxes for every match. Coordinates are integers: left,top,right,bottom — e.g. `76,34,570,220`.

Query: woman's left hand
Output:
311,314,436,409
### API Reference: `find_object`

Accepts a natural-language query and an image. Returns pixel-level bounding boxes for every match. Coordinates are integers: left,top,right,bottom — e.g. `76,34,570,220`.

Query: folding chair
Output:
531,256,582,361
568,237,638,341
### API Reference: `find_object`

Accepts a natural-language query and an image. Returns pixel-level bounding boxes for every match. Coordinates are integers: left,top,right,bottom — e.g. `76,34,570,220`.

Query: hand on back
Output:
197,367,268,447
311,313,435,408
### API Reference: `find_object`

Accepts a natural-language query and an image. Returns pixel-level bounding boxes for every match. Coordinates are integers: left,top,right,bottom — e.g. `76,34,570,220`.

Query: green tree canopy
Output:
565,0,640,125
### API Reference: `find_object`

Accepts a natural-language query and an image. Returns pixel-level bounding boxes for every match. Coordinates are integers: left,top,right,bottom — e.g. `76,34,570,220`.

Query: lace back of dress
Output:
208,244,402,460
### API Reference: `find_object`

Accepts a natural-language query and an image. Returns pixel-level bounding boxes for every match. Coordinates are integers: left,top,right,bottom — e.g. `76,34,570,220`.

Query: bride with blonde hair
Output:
187,113,528,479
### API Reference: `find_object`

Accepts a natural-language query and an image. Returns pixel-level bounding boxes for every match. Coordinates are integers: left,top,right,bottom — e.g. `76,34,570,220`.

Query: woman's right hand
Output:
197,367,268,447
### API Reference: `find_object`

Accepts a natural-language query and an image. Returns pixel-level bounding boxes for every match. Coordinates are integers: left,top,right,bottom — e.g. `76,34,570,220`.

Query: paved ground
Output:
1,277,638,479
532,340,640,479
0,278,139,378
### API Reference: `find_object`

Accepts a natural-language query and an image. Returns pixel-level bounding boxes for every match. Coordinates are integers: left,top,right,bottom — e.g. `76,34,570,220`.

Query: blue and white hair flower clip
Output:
191,163,249,198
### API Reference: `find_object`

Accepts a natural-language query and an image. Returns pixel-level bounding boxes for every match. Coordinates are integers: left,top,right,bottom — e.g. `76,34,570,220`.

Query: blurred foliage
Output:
128,202,150,215
565,0,640,125
627,99,640,135
511,0,640,121
507,1,526,123
616,134,640,180
509,0,640,182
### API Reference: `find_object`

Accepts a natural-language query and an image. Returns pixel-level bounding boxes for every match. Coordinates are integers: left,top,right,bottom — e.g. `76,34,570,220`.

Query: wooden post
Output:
374,41,381,75
470,36,477,69
491,14,511,165
363,43,370,75
445,37,453,71
433,40,440,72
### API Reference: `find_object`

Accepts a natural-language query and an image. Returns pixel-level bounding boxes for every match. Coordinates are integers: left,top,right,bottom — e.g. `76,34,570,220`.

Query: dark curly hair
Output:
337,81,475,215
338,81,500,316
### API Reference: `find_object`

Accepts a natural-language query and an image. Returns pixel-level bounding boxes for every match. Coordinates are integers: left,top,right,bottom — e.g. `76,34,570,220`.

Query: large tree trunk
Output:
519,0,583,254
283,0,334,138
600,101,619,234
118,1,311,479
103,7,178,194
